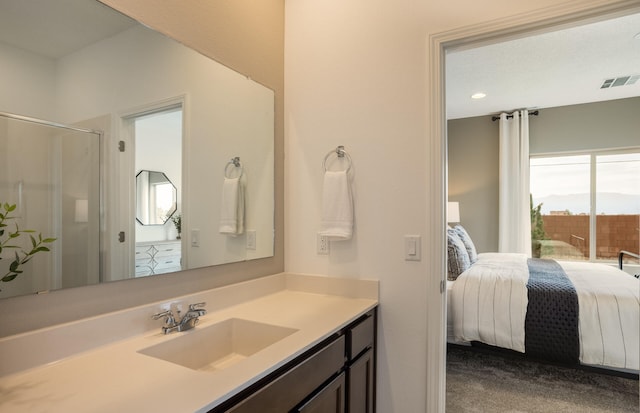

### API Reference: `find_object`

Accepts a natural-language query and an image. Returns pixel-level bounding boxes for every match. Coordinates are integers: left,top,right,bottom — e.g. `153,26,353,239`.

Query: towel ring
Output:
224,157,243,178
323,146,352,173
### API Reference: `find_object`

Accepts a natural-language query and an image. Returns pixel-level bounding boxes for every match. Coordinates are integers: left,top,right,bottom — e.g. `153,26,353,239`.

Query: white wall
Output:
0,42,56,120
284,0,598,411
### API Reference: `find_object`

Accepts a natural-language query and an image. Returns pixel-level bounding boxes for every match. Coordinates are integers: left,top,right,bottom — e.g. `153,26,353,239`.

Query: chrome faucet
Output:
152,302,207,334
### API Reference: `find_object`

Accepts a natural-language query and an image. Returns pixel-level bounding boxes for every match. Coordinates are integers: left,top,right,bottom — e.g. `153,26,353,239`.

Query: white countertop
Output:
0,273,378,413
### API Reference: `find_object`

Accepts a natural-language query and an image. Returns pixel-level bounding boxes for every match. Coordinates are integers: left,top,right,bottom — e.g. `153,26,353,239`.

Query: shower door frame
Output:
0,111,104,294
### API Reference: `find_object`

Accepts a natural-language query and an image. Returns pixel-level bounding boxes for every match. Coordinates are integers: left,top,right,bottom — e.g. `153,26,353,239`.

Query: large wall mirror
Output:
0,0,275,299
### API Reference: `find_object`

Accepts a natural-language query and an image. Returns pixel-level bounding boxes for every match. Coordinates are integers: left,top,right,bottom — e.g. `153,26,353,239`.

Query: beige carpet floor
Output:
446,344,639,413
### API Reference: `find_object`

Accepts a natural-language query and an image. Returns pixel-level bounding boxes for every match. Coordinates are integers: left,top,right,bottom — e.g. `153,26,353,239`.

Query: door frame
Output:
116,95,188,278
426,1,640,411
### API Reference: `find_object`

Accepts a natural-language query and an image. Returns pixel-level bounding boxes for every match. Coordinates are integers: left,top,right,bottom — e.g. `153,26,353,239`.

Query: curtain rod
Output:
491,110,539,122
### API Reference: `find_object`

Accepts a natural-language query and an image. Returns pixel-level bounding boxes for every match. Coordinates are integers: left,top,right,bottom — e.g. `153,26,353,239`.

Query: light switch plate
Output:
404,235,421,261
191,229,200,247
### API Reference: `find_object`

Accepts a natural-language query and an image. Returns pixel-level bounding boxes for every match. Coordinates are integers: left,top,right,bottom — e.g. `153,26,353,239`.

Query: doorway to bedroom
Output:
443,7,640,412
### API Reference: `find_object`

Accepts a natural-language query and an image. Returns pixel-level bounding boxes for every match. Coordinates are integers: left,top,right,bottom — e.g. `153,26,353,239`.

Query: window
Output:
530,149,640,263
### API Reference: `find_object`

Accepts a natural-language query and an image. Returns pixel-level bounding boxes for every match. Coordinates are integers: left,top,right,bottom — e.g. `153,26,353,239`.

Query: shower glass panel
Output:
0,113,100,299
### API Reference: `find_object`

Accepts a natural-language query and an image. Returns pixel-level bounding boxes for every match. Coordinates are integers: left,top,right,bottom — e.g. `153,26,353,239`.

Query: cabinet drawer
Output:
226,335,345,413
348,314,374,360
295,372,346,413
134,267,152,276
135,255,153,264
154,256,181,269
135,246,154,257
154,244,181,257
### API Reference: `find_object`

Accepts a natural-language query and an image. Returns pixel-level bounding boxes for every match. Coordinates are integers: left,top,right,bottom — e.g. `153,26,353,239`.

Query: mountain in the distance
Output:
533,193,640,215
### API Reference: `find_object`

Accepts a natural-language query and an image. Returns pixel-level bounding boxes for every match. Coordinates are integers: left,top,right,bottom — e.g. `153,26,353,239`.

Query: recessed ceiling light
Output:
471,92,487,99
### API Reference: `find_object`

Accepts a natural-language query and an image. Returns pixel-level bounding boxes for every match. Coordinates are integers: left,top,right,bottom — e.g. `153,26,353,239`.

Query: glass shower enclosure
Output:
0,112,100,299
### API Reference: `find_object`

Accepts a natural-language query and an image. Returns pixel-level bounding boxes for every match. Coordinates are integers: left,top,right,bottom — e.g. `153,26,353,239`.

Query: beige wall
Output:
448,97,640,252
0,0,284,337
284,0,628,411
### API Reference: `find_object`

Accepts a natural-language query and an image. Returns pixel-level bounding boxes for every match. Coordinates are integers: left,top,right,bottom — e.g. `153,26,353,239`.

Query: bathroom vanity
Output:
0,273,378,412
135,240,183,276
217,309,376,412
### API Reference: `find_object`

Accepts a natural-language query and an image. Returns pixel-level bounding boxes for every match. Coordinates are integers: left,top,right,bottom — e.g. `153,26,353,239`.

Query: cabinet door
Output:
348,348,374,413
295,372,346,413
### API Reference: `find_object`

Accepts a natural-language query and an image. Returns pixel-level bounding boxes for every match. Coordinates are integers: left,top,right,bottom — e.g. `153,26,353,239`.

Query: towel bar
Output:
323,146,352,173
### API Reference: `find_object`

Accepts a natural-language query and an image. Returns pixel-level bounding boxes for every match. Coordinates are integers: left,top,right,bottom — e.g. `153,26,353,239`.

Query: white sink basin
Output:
138,318,298,372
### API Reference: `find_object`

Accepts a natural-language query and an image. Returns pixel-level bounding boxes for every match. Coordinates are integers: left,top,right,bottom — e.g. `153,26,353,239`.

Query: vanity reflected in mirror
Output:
0,0,275,299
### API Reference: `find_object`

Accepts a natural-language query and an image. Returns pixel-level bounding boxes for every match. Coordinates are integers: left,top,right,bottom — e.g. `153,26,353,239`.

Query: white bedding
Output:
450,252,639,370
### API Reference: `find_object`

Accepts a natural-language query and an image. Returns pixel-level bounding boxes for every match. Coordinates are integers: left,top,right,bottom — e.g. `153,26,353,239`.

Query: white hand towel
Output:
320,170,353,240
219,177,245,235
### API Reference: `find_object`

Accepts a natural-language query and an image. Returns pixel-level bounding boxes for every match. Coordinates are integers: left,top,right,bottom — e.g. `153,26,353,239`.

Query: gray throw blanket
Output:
525,258,579,363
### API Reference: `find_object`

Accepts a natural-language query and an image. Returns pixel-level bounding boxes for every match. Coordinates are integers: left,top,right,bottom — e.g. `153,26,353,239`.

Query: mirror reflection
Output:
0,0,275,299
136,170,177,226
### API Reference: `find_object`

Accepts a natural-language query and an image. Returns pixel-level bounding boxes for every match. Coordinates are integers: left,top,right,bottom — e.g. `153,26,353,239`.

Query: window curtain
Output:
498,110,532,256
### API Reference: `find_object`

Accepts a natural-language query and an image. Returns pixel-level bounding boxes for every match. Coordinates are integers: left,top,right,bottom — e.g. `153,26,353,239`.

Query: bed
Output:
446,225,640,372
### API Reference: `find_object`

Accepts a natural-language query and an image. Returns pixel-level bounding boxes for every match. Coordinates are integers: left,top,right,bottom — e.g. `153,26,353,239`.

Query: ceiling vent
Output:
600,75,640,89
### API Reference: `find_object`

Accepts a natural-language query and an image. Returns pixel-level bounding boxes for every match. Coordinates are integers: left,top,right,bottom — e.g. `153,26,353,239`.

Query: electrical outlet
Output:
317,233,330,255
246,230,256,250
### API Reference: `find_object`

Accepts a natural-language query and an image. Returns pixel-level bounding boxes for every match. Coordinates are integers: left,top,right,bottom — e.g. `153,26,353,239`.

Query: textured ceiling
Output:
446,12,640,120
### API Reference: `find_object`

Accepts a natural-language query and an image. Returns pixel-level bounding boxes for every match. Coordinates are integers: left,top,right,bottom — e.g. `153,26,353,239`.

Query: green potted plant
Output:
530,195,548,258
1,203,56,289
171,214,182,239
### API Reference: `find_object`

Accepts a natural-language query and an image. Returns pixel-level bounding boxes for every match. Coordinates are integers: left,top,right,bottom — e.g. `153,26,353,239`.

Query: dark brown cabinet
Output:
211,308,376,413
346,311,375,413
295,372,346,413
347,348,374,413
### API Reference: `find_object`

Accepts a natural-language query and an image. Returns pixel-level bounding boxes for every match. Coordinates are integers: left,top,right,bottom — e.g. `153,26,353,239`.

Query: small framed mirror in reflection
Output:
135,170,177,226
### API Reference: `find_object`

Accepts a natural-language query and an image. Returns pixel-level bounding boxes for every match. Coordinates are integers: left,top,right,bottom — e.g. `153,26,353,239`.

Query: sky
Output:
530,153,640,215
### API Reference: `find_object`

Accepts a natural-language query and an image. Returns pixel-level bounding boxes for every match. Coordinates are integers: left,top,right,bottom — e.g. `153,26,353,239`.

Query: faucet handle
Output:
152,309,176,325
189,302,206,311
